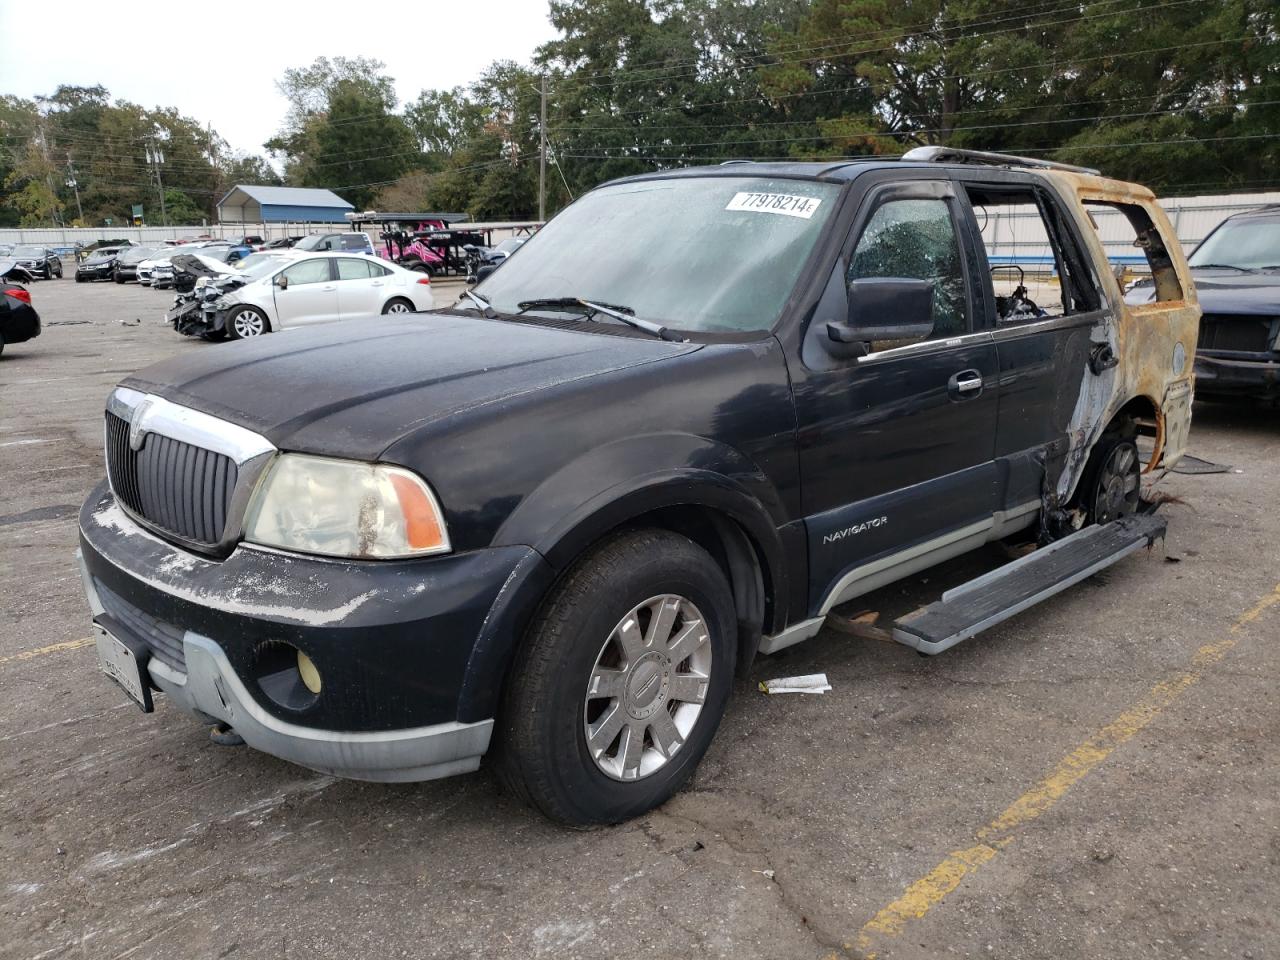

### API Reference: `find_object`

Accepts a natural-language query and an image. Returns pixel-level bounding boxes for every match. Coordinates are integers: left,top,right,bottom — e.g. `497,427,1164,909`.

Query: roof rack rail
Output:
901,146,1100,176
719,159,753,165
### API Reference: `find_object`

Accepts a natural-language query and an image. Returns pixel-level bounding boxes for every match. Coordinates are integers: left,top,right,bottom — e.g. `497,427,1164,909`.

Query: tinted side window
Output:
341,234,370,250
282,259,331,285
848,198,968,338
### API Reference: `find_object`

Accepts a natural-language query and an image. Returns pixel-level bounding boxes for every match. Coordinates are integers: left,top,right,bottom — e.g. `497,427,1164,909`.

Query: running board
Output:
893,514,1167,655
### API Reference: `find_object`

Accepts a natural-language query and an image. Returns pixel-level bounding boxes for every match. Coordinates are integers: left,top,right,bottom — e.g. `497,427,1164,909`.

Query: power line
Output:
556,0,1207,92
555,0,1155,86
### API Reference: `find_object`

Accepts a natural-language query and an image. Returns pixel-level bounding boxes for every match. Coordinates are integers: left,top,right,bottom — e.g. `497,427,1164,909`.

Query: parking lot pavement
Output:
2,279,1277,960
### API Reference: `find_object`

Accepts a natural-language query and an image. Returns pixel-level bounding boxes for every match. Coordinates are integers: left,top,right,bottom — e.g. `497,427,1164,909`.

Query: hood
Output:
1188,270,1280,315
84,253,118,265
121,312,700,460
1128,268,1280,315
171,254,235,277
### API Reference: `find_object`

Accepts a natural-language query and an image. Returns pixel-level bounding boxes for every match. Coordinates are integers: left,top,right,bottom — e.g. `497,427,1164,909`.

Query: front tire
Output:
496,529,736,825
226,306,269,339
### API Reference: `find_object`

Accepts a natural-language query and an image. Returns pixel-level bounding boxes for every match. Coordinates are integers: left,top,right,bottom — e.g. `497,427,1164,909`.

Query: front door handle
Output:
948,369,984,400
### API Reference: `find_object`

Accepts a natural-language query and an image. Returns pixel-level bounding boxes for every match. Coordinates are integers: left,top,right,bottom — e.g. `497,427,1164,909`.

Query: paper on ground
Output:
759,673,831,695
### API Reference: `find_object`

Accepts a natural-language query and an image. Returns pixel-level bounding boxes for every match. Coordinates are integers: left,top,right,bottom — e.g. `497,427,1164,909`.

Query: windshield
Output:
198,247,234,263
1189,218,1280,270
14,245,45,257
294,235,332,251
236,254,290,278
478,176,839,333
120,247,159,264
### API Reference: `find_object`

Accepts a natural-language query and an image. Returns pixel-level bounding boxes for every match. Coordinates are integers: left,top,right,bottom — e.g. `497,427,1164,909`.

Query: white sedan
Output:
210,253,435,339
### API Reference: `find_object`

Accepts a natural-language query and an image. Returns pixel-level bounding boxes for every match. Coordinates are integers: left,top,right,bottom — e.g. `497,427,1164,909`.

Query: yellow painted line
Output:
0,636,94,666
854,582,1280,957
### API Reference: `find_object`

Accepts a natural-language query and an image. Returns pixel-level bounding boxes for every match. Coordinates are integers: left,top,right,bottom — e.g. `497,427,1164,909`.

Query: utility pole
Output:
539,75,547,223
146,143,168,226
65,157,84,224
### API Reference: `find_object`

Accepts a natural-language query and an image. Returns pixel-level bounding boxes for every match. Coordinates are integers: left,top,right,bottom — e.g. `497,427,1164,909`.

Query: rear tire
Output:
381,297,414,315
1076,420,1141,525
495,529,736,826
226,306,269,340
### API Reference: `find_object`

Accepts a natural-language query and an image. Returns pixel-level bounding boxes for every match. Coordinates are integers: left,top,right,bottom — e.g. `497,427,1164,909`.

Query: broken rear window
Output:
1084,201,1184,303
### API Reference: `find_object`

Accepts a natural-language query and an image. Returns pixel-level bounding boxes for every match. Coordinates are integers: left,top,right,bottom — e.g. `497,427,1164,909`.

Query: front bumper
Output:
77,263,115,280
78,481,550,782
1194,352,1280,399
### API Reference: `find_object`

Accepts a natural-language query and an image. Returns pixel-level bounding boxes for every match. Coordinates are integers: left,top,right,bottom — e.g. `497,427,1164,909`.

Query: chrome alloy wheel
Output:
1093,442,1141,523
584,594,713,782
231,308,266,338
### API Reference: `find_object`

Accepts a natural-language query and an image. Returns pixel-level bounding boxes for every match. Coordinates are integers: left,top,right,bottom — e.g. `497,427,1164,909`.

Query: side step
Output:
893,514,1167,655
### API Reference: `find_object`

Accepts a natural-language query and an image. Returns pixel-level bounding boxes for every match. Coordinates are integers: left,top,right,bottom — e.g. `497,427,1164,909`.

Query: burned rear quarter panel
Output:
1047,172,1200,501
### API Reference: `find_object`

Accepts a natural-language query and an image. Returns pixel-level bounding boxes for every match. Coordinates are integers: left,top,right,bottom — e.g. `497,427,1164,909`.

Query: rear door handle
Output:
948,369,984,400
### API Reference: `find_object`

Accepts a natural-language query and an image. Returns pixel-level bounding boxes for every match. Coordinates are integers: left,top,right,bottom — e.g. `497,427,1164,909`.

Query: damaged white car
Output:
169,252,435,340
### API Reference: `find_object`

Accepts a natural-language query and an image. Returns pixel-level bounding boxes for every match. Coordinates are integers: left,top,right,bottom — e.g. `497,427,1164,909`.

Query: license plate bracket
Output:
93,616,154,712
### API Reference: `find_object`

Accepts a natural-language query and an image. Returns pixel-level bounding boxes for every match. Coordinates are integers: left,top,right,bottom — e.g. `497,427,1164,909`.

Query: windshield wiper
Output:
516,297,683,341
1190,263,1255,272
460,289,495,317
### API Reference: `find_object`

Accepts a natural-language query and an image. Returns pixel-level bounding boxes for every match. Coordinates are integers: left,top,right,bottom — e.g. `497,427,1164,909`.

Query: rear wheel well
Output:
1111,394,1161,457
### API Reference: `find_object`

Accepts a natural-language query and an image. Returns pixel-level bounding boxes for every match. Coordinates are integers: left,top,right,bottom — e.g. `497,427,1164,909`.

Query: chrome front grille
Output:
102,387,276,552
105,411,238,545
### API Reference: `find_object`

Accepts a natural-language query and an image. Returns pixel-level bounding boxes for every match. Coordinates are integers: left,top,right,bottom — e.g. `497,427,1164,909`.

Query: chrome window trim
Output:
988,309,1106,343
856,330,994,364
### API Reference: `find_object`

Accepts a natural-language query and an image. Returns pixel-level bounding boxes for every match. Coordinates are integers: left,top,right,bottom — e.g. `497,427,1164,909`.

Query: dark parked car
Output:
113,246,164,283
76,247,127,282
263,236,304,250
1,281,41,356
78,150,1198,824
11,244,63,279
1130,204,1280,401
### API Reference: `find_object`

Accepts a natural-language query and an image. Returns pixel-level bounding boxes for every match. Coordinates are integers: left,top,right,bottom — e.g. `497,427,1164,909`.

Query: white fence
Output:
3,190,1276,258
979,191,1280,264
0,223,350,248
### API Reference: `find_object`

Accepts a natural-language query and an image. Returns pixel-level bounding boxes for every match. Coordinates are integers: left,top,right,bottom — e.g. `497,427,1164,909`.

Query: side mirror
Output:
825,278,935,358
275,274,289,290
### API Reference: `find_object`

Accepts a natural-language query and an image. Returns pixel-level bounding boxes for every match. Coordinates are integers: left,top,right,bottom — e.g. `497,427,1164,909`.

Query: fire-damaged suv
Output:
78,148,1199,825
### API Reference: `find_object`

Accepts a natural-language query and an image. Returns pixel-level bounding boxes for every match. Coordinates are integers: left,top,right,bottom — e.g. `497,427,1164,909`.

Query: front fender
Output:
494,432,789,567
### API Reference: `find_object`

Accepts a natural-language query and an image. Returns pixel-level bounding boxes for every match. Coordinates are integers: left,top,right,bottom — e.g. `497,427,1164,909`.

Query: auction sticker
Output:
725,192,823,219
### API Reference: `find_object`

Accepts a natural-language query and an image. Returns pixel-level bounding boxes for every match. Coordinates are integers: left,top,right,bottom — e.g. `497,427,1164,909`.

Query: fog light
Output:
297,650,322,695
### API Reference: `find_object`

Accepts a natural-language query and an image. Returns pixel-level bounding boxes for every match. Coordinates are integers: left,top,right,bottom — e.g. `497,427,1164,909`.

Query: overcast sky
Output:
0,1,558,158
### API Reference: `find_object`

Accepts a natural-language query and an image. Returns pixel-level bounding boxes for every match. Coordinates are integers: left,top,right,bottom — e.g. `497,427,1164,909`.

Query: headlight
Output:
244,454,450,559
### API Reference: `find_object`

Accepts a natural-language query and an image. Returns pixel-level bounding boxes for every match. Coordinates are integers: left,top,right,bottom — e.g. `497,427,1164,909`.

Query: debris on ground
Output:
759,673,831,695
826,610,895,644
1170,453,1235,475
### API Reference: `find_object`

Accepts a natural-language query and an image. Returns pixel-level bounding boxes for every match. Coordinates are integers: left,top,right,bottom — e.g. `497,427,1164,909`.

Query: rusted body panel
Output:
1044,171,1200,506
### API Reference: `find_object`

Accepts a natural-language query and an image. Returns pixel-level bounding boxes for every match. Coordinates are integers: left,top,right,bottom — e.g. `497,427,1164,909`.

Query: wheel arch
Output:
1062,391,1160,506
456,470,789,724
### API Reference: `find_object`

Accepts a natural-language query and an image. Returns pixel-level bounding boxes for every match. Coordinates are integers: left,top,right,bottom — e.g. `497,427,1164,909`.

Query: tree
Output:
301,79,417,210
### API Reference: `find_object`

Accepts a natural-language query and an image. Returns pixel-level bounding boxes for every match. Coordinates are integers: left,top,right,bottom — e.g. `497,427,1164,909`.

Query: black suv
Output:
78,150,1198,824
1129,204,1280,400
